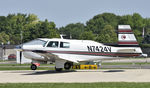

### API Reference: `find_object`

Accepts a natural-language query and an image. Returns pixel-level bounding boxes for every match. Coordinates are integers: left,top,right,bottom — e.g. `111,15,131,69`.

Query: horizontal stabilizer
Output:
117,49,136,53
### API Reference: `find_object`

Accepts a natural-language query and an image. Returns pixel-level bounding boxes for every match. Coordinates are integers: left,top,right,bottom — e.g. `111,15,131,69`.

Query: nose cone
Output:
22,39,47,50
22,44,44,50
22,44,45,60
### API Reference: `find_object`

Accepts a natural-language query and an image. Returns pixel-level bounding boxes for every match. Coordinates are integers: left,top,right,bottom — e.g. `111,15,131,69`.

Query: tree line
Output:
0,13,150,45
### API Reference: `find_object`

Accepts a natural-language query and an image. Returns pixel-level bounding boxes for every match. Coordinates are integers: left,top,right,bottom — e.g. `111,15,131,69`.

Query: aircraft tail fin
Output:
118,25,138,45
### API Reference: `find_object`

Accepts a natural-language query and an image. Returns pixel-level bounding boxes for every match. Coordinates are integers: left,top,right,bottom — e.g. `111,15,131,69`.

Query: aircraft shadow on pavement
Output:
76,70,103,72
21,69,124,75
23,70,76,75
103,70,125,73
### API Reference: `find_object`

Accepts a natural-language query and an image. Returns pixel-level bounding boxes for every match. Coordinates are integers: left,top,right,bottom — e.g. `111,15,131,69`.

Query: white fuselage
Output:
22,38,143,63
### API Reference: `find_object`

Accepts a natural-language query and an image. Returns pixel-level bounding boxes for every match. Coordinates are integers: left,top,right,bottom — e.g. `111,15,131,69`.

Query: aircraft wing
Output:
32,50,78,63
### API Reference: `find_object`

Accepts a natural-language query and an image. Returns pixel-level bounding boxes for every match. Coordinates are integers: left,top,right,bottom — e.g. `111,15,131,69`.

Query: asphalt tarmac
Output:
0,69,150,83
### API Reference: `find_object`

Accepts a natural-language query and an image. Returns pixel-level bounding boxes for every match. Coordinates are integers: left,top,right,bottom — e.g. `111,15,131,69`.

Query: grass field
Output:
0,60,9,62
0,67,55,70
0,63,55,70
101,62,150,65
0,58,150,70
0,82,150,88
0,63,53,66
0,62,150,70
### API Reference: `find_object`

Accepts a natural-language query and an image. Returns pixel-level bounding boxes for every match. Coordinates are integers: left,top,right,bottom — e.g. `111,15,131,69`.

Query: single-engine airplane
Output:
20,25,147,71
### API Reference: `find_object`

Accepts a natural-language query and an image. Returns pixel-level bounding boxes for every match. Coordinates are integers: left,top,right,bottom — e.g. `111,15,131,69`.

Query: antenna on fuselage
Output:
60,34,66,39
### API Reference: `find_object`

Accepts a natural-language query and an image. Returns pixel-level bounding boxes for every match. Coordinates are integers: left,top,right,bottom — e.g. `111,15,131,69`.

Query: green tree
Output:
86,13,118,34
79,31,95,40
28,19,59,40
59,23,85,39
95,25,117,43
0,12,149,45
0,32,10,44
133,30,143,43
119,15,134,27
132,13,144,29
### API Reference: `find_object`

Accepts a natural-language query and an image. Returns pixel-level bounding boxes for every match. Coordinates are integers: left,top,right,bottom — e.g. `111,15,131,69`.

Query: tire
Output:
30,64,37,70
64,62,72,70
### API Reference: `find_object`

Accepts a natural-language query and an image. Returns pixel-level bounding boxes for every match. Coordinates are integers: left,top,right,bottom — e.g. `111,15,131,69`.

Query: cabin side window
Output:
47,41,59,48
60,42,70,48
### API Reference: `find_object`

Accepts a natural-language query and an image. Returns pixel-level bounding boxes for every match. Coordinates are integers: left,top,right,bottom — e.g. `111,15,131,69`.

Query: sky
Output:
0,0,150,28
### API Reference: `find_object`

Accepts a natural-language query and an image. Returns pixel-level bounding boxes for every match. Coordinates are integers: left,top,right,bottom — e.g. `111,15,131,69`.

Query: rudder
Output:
118,25,138,45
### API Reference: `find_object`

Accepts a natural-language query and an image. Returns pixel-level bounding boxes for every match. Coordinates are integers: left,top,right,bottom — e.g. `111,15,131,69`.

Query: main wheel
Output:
55,67,63,72
64,62,72,70
30,64,37,70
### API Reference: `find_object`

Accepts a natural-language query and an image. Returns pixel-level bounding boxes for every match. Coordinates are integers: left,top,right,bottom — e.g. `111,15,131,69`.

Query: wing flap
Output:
32,50,78,63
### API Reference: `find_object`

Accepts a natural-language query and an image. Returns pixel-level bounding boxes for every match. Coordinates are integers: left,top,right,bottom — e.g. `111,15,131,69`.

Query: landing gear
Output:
55,62,73,71
30,64,37,70
64,62,72,70
55,67,63,72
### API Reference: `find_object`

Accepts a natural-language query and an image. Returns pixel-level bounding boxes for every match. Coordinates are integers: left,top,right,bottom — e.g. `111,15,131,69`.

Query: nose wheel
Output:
30,64,37,70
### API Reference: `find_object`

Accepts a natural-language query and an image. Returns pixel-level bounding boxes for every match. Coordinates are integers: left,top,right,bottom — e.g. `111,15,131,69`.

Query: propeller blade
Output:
20,51,22,64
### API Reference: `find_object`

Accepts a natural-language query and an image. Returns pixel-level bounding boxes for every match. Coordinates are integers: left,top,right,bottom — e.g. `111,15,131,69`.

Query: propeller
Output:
17,44,23,65
20,50,22,65
20,30,23,65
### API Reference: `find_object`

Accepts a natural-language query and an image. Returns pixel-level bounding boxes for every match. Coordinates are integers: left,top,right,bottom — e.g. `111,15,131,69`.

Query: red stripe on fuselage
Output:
46,51,141,57
118,41,138,45
24,49,141,57
118,30,132,33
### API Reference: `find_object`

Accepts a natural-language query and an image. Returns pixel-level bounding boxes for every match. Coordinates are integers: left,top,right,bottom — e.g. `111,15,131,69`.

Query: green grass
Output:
0,82,150,88
0,63,54,66
135,62,150,65
102,62,150,65
0,67,55,70
0,61,150,70
0,60,9,62
102,62,132,65
0,63,55,70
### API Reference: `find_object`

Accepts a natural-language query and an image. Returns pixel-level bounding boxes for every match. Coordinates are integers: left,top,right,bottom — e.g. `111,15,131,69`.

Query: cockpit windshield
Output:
24,39,47,47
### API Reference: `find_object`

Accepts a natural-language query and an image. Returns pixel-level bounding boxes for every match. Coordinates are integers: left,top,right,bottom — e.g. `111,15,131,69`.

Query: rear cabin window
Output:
60,42,70,48
47,41,59,48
